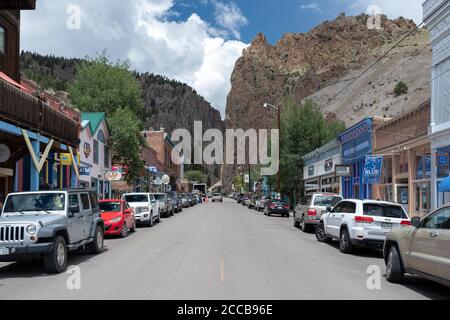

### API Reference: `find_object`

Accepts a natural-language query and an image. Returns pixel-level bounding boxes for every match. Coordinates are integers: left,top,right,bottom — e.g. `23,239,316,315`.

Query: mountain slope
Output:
223,13,431,189
20,52,224,135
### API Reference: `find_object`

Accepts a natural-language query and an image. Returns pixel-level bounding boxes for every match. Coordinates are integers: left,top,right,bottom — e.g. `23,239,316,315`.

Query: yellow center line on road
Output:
220,257,226,283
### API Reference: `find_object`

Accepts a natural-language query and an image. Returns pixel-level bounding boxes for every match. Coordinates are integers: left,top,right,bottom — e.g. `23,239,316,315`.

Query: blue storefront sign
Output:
79,166,91,176
363,156,383,184
437,148,449,166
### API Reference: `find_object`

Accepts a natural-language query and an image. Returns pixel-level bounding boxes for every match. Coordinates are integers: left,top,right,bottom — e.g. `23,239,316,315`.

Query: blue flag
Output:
363,156,383,184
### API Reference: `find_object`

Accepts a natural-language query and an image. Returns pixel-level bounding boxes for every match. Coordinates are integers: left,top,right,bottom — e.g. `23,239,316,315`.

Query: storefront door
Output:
415,182,431,217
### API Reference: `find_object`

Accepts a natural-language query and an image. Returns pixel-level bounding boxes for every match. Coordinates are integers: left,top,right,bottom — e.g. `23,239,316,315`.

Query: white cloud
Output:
213,1,249,40
347,0,423,24
20,0,249,117
300,2,322,12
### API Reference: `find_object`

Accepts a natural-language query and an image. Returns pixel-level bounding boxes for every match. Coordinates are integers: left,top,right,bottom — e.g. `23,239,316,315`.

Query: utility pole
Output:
277,106,281,197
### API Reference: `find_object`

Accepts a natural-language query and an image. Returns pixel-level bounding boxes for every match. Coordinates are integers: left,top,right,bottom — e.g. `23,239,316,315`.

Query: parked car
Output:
180,193,190,208
255,196,270,212
294,193,342,232
122,193,160,227
316,199,411,253
237,194,245,203
166,191,182,213
152,193,174,217
212,193,223,202
0,190,104,273
242,195,250,206
264,199,290,217
99,199,136,238
187,193,196,206
384,204,450,287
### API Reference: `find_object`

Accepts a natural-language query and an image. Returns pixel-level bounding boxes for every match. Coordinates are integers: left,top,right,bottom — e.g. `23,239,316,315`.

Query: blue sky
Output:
170,0,424,44
21,1,424,116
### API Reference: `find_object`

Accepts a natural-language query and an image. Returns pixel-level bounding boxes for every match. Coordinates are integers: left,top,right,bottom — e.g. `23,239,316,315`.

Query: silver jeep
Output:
0,189,105,273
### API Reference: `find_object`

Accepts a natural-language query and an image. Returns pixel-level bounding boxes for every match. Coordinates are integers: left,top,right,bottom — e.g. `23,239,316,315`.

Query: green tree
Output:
184,170,207,183
278,98,346,199
233,175,244,192
394,81,408,96
108,107,146,184
68,54,143,117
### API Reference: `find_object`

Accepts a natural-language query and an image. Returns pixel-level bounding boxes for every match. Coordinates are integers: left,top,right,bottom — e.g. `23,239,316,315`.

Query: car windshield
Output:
154,194,166,201
314,196,340,206
363,204,407,219
3,193,65,213
124,195,148,203
273,201,287,206
99,202,121,212
214,193,221,196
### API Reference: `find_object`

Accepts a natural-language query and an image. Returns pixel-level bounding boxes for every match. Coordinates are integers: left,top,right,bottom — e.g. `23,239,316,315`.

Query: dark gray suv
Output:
0,189,104,273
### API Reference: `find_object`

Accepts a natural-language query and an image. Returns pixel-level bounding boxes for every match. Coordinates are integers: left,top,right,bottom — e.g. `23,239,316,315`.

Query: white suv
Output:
315,199,410,253
122,193,160,227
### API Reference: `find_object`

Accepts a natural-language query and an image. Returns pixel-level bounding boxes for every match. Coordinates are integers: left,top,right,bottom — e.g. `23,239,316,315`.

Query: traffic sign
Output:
162,174,170,185
154,177,163,185
165,185,172,192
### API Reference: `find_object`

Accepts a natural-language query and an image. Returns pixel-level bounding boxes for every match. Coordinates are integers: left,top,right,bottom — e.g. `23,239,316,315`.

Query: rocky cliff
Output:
223,13,431,189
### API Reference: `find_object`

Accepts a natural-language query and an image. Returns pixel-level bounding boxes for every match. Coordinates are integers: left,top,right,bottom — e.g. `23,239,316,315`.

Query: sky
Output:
21,0,425,117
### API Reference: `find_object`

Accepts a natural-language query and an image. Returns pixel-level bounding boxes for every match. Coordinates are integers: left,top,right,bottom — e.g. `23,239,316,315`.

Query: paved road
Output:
1,198,449,300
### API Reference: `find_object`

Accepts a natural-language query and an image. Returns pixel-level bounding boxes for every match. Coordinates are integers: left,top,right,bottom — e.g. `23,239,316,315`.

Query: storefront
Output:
338,118,379,200
424,0,450,209
373,101,431,217
79,113,112,198
303,139,342,195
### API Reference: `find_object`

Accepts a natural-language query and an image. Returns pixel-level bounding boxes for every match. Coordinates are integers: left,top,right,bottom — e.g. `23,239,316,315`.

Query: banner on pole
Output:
363,156,383,184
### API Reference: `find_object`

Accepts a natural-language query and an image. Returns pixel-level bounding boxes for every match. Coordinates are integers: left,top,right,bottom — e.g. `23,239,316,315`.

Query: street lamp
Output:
263,102,281,196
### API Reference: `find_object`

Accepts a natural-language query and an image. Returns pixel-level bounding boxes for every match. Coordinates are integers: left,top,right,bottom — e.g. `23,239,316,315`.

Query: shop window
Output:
93,139,99,164
0,26,5,55
104,145,110,168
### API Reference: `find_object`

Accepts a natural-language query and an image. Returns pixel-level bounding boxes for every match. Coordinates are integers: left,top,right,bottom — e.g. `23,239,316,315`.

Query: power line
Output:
332,0,450,101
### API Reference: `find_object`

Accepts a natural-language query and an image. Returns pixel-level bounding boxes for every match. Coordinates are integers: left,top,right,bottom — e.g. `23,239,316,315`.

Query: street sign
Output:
165,185,172,192
162,174,170,185
154,177,163,185
335,165,352,177
105,171,122,181
148,166,158,173
79,167,91,176
244,174,249,183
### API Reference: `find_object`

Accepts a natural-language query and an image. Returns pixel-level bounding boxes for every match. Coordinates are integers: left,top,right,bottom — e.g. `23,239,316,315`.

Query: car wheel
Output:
88,225,104,254
130,220,137,233
386,245,405,283
301,217,309,232
44,236,68,274
171,208,175,216
315,223,332,243
339,228,353,254
293,215,300,228
121,223,128,238
148,213,154,227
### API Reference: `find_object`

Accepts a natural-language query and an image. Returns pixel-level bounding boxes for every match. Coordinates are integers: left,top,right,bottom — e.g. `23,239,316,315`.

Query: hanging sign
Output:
60,153,72,166
79,167,91,176
437,149,449,167
335,165,352,177
105,171,122,181
362,156,383,184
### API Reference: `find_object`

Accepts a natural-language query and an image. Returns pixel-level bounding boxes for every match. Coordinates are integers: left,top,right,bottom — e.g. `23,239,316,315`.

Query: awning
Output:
439,176,450,193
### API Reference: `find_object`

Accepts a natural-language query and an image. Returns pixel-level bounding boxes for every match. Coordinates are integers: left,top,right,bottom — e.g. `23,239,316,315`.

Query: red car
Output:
99,199,136,238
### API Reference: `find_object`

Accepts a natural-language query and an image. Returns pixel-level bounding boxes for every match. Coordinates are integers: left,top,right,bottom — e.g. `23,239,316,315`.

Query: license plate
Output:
0,247,10,256
277,206,282,209
381,223,392,230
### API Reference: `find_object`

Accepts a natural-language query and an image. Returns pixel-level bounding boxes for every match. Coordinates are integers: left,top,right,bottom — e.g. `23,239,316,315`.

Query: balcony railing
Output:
0,78,79,146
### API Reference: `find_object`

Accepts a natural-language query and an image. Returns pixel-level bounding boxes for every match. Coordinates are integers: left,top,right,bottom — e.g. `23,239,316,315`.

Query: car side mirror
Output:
151,200,156,204
411,217,421,228
326,206,332,213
